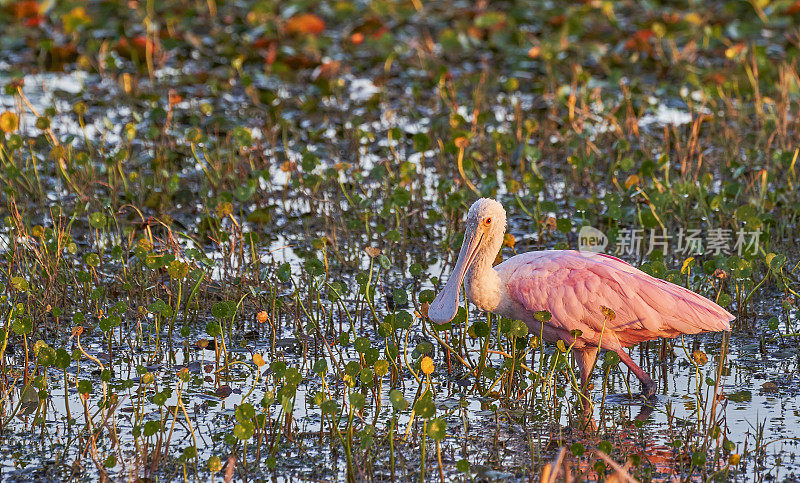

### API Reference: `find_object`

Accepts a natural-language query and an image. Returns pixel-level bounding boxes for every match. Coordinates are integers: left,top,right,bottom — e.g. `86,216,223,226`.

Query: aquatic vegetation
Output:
0,0,799,480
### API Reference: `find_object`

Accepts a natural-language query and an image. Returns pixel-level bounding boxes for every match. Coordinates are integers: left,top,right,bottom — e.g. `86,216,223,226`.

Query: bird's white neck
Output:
464,232,504,313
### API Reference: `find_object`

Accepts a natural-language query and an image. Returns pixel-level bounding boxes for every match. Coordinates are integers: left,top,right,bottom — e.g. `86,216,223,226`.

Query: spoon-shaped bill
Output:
428,229,483,324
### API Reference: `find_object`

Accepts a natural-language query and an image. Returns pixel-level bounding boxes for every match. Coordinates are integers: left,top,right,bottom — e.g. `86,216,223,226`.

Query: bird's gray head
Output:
466,198,507,238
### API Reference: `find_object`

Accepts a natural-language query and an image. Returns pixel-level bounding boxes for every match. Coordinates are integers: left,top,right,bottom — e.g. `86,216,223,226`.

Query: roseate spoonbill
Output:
429,198,734,397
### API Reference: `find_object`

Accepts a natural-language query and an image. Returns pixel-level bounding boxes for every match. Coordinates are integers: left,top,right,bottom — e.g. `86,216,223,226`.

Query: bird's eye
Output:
485,217,492,225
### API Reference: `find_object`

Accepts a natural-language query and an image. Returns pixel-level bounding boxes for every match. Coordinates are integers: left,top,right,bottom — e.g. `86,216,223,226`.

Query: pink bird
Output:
429,199,734,397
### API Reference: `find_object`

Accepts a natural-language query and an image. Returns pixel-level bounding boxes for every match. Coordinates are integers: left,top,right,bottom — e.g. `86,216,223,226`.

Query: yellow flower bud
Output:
421,356,434,376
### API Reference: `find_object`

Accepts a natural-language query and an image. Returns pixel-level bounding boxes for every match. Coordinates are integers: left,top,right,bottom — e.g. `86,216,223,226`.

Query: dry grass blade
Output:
594,450,639,483
542,447,566,483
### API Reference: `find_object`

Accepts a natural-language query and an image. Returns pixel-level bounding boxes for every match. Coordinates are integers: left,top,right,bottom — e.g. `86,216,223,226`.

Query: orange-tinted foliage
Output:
10,1,40,18
625,29,654,51
285,13,325,36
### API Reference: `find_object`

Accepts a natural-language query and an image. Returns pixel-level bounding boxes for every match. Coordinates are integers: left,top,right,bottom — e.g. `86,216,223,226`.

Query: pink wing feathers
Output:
505,251,734,349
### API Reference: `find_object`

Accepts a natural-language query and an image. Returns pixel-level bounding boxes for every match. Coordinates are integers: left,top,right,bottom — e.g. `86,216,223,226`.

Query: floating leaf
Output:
727,390,752,402
216,385,233,398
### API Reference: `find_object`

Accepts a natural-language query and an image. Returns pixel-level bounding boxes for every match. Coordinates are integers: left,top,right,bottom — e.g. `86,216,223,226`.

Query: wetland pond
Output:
1,0,800,481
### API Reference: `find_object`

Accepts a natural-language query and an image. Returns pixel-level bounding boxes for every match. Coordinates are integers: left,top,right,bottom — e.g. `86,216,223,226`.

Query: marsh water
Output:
1,1,800,481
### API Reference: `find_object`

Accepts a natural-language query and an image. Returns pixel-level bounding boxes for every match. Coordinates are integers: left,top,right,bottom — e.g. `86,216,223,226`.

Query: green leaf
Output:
88,212,106,229
344,361,360,377
349,392,366,410
182,446,197,460
143,420,161,436
284,367,302,386
211,302,227,319
419,289,435,303
470,321,490,338
389,389,408,411
603,352,620,368
55,348,71,369
354,337,370,354
364,347,379,366
10,276,29,292
151,391,168,406
313,358,328,374
395,311,412,329
277,263,292,282
374,359,389,377
235,403,256,423
320,399,338,414
510,320,528,338
205,321,221,337
414,397,435,418
234,421,254,440
271,361,287,379
691,450,707,467
391,288,408,307
234,185,254,202
359,368,374,386
12,317,32,335
767,317,779,330
768,253,786,271
36,344,56,367
427,417,446,441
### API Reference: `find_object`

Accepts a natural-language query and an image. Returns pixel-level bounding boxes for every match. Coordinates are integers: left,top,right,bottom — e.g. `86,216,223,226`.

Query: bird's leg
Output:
574,347,598,392
573,348,599,430
615,349,657,398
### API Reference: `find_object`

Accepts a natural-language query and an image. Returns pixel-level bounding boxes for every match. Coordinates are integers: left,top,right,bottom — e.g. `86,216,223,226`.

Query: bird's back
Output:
500,250,734,349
